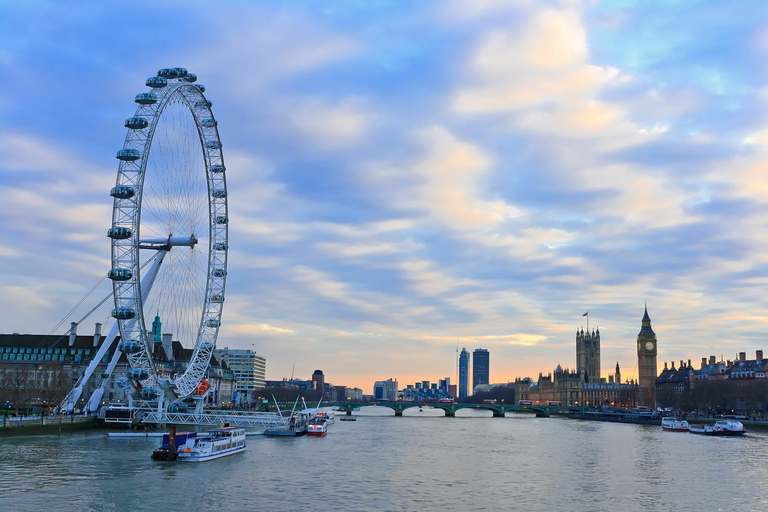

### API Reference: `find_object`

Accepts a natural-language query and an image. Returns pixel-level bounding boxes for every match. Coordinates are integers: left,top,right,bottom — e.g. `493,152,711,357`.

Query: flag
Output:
583,312,588,317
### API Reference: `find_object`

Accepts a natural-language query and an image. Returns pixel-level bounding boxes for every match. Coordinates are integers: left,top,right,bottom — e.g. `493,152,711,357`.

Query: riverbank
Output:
0,414,99,436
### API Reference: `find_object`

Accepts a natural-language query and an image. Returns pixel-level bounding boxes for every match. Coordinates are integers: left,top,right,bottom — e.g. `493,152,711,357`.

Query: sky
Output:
3,0,768,393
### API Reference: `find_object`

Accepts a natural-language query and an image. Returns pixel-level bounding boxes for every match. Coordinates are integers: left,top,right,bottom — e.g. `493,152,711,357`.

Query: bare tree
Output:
3,363,32,415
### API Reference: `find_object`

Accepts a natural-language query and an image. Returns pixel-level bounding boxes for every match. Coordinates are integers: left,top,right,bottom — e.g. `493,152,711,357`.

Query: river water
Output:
2,408,767,511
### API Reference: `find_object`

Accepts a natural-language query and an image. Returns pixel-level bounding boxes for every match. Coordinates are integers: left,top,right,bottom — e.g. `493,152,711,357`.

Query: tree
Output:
2,363,32,415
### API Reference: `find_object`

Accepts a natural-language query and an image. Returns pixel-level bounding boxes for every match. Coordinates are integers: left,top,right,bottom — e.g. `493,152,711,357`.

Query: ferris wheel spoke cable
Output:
40,253,160,349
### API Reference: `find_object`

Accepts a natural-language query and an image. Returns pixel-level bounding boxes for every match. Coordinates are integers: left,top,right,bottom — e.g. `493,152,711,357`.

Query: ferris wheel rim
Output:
108,67,228,400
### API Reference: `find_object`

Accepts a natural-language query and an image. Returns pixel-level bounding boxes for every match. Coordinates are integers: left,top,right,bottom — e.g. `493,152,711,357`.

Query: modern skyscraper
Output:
637,305,658,407
472,348,489,390
459,348,470,398
312,369,325,394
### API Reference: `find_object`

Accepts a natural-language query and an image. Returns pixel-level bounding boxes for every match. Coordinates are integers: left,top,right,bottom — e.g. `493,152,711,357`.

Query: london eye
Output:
108,67,228,405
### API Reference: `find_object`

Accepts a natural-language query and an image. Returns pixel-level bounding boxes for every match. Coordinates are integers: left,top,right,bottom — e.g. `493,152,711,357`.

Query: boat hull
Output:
177,446,246,462
689,428,746,436
265,430,307,437
568,411,662,425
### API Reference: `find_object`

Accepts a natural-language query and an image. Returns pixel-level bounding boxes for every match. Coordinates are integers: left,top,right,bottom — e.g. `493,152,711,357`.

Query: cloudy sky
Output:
3,0,768,392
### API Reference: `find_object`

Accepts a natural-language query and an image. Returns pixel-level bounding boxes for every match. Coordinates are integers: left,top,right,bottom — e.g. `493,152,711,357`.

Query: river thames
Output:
2,408,766,511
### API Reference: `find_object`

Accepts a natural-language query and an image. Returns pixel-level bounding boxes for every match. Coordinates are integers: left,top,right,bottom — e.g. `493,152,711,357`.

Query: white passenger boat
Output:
307,415,328,437
661,417,690,432
177,427,247,461
714,419,745,436
689,419,745,436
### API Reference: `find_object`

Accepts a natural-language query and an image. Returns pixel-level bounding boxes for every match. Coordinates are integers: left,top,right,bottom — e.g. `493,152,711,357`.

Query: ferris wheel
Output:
108,67,228,402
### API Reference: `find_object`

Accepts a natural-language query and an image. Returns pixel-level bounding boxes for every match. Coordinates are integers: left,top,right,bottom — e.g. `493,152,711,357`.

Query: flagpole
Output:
586,310,589,332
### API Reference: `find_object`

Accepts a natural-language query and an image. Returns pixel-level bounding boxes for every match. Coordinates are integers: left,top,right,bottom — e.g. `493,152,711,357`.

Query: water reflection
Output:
1,417,767,511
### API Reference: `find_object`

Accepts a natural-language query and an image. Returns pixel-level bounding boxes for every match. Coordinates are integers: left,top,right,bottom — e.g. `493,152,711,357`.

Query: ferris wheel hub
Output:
138,235,199,251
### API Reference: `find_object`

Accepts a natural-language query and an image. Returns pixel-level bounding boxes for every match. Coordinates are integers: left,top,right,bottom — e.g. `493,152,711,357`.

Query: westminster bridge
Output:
262,401,588,418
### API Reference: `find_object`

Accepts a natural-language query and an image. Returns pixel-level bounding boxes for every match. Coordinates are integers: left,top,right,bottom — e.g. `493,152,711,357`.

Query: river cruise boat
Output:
661,417,690,432
307,415,328,437
177,427,246,461
689,419,745,436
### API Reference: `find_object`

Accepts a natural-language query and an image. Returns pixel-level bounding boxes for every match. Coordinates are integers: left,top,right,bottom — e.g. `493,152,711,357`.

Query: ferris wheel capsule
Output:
135,92,158,105
111,308,136,320
126,368,149,380
124,117,148,130
110,185,135,199
116,149,141,161
146,77,167,88
107,227,132,239
107,268,132,281
118,341,142,354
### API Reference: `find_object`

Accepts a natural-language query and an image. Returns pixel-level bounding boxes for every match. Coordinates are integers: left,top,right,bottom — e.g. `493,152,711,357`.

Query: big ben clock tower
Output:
637,305,658,407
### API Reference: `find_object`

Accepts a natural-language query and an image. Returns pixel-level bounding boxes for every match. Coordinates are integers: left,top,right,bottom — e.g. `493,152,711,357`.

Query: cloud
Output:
407,126,524,229
284,97,374,149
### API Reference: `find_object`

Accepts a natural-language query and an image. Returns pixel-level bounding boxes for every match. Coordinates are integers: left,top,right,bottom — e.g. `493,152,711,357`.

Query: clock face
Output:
645,341,654,351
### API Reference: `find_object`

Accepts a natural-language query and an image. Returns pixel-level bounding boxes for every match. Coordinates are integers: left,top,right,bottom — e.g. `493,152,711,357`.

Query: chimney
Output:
688,359,691,368
701,358,707,368
671,361,676,370
68,322,78,346
709,355,716,366
739,352,746,362
664,362,668,370
93,323,102,347
162,333,173,361
727,359,732,368
680,360,684,369
757,350,764,361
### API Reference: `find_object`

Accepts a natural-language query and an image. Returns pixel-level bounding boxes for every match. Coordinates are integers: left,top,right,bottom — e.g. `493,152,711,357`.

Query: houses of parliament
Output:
515,307,658,407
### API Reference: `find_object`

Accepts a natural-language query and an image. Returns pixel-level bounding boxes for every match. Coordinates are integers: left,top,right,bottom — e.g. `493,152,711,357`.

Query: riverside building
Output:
515,308,659,407
1,323,236,410
213,347,266,406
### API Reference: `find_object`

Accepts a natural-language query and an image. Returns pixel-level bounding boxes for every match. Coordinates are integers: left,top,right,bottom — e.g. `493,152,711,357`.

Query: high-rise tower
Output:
637,305,658,407
472,348,489,390
459,348,470,398
576,327,601,383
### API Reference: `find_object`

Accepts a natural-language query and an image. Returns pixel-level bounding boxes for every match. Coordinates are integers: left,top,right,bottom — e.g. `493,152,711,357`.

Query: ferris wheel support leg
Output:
82,251,168,412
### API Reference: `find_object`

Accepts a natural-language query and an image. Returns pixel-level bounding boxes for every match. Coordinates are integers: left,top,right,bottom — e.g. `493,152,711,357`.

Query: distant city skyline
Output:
3,2,768,392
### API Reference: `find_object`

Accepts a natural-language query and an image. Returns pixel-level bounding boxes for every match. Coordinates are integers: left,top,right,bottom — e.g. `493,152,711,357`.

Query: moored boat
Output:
307,416,328,437
689,419,745,436
265,414,308,437
151,431,197,460
661,417,690,432
176,427,247,461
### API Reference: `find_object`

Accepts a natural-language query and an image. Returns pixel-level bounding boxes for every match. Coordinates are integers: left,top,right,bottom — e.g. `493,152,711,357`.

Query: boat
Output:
661,417,690,432
307,415,328,437
265,413,308,436
690,419,745,436
176,427,247,461
568,410,663,425
151,431,198,460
